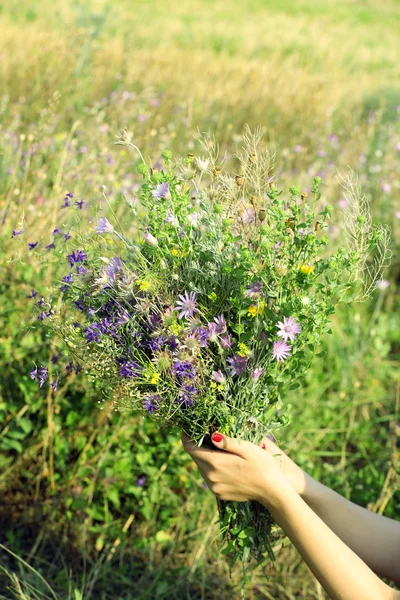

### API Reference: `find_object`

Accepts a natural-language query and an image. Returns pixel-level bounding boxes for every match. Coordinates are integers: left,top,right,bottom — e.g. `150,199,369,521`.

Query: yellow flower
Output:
208,292,217,301
171,248,179,257
247,300,265,318
169,322,182,336
238,343,249,357
150,372,160,385
138,280,151,291
247,305,257,318
300,264,314,275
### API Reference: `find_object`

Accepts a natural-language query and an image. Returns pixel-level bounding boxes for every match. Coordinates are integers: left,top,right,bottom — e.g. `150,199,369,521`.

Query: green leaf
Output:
289,382,300,390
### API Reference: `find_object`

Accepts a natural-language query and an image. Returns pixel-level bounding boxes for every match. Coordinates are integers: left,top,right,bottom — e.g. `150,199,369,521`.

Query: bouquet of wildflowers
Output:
24,125,391,565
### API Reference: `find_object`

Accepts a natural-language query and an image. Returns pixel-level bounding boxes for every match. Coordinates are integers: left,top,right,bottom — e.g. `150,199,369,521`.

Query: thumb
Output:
211,432,248,458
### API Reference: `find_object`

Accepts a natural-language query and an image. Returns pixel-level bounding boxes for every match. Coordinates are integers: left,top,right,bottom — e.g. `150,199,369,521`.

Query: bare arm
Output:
262,438,400,584
263,483,400,600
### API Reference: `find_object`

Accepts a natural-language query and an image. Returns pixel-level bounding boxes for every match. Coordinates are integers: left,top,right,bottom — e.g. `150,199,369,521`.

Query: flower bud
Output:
143,233,158,247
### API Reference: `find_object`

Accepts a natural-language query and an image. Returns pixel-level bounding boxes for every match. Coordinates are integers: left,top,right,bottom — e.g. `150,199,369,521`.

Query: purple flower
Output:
105,256,122,284
119,361,142,378
75,365,82,375
173,360,195,380
272,340,291,362
66,362,74,373
207,322,218,340
28,242,38,250
197,327,209,347
96,216,114,234
38,365,48,388
144,395,161,414
375,279,390,290
251,367,264,380
38,311,49,321
64,232,71,241
51,355,59,364
178,383,198,407
136,475,147,487
212,370,226,383
174,291,197,319
226,354,248,376
50,379,58,392
220,334,233,349
28,289,38,299
30,366,37,380
76,264,87,276
67,250,87,267
52,228,61,236
84,324,101,343
241,207,255,224
276,316,302,342
76,199,85,209
298,227,312,238
11,229,24,238
165,212,179,227
246,282,263,297
152,182,170,199
60,273,74,291
45,242,55,250
214,314,227,334
61,193,73,208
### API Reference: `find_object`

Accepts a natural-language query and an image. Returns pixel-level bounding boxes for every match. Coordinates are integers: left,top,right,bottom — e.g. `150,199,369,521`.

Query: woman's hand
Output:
258,436,307,496
181,431,292,508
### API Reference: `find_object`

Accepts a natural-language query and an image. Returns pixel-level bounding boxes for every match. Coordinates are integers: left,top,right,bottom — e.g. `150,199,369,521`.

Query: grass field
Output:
0,0,399,598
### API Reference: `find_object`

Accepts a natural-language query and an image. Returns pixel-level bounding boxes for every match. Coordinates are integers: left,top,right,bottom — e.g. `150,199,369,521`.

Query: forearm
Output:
300,472,400,584
262,483,399,600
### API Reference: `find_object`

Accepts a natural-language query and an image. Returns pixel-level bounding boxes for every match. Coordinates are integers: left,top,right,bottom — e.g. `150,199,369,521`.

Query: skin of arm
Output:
181,432,400,600
260,437,400,585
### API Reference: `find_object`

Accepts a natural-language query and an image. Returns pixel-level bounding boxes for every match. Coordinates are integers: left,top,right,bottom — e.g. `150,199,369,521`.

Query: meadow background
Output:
0,0,399,598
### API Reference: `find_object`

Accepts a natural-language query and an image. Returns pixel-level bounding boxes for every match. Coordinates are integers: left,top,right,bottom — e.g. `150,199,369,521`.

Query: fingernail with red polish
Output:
212,432,223,443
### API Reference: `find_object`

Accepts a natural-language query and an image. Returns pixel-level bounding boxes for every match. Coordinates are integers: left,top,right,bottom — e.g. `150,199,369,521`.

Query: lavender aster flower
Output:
214,314,227,334
96,216,114,234
226,354,248,376
212,370,226,383
276,316,302,342
220,334,233,349
251,367,264,380
105,256,122,284
272,340,291,362
152,182,170,199
246,282,263,297
174,291,197,319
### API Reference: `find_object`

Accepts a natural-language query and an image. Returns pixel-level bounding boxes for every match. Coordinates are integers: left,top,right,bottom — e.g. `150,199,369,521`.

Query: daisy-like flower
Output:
96,216,114,234
174,291,197,319
276,316,301,342
152,182,170,199
272,340,291,362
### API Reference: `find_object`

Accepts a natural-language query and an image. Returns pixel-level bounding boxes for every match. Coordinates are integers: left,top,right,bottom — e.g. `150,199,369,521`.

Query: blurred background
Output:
0,1,399,598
